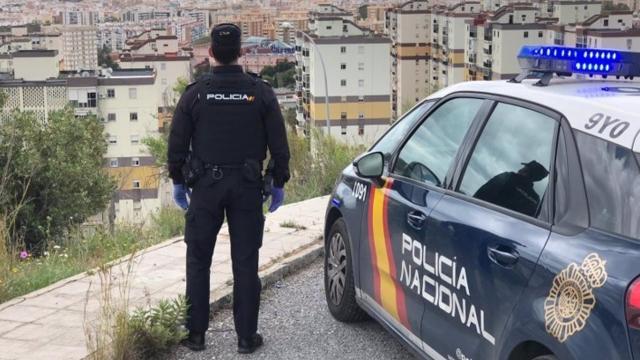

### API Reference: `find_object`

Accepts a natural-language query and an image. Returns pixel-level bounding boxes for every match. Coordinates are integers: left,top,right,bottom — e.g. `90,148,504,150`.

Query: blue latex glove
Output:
267,187,285,213
173,184,191,210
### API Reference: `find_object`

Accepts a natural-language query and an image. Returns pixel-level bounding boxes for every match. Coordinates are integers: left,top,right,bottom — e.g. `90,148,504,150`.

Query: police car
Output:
323,46,640,360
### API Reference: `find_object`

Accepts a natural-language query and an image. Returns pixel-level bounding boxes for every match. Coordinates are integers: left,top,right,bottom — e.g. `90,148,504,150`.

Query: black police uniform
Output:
167,65,290,340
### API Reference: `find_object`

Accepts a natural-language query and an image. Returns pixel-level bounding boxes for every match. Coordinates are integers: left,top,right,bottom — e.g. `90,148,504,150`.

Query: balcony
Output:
484,32,493,42
483,45,492,56
483,59,492,69
468,54,477,63
470,31,477,38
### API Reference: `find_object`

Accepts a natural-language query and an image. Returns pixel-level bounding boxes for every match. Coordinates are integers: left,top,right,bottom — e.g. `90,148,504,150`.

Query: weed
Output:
279,220,307,231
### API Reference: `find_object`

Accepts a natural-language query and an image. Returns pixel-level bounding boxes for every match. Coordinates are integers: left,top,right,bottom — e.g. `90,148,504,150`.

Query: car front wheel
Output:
324,218,368,322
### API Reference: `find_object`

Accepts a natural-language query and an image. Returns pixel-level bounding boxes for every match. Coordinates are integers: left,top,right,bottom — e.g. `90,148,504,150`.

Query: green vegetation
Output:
603,1,630,11
99,45,120,70
358,5,368,20
279,220,307,231
127,296,188,359
0,207,185,303
260,61,296,89
286,130,365,204
192,35,211,46
0,107,115,250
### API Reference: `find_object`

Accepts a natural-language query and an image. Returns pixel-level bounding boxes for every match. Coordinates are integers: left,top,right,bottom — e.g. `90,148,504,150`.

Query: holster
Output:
181,154,205,187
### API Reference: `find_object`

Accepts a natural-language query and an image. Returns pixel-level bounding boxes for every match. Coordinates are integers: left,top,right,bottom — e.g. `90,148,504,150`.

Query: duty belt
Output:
203,163,244,180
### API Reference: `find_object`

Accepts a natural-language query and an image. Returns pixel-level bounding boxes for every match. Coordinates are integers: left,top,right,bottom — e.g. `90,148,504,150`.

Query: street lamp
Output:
299,32,331,135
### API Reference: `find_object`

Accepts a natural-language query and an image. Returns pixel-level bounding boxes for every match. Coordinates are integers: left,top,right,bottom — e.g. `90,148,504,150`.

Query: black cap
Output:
520,160,549,182
211,23,241,49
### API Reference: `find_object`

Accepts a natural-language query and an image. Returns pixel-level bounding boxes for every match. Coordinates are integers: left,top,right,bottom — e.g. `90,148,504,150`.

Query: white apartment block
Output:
122,7,178,23
62,9,101,26
60,26,98,71
92,69,162,224
296,10,392,146
119,30,193,108
119,54,192,108
0,26,63,55
0,61,165,225
388,0,640,118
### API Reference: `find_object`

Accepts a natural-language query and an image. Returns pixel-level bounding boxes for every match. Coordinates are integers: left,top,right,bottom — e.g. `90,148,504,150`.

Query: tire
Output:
324,218,368,322
531,356,557,360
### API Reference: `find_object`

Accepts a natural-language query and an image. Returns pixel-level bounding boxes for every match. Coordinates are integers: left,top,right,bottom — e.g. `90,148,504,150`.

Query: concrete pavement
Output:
0,196,329,360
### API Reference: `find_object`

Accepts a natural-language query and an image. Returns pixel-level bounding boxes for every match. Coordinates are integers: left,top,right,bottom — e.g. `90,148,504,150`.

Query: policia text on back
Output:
166,23,290,355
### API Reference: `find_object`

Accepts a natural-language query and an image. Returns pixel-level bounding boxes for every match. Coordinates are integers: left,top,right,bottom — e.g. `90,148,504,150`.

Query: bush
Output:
149,207,185,240
286,129,364,204
0,107,115,250
128,296,188,359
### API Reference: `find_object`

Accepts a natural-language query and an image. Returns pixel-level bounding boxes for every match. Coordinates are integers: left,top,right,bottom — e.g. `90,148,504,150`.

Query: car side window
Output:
393,98,484,187
458,103,557,218
575,132,640,239
370,100,435,158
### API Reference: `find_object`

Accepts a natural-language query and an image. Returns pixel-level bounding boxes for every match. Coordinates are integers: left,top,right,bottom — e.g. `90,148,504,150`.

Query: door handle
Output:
407,211,427,230
487,245,519,267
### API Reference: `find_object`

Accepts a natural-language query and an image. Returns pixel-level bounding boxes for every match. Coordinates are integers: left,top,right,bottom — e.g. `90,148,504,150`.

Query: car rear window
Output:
575,132,640,239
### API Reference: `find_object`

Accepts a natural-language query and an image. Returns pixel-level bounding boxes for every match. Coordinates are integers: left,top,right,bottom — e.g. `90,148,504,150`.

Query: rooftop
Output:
11,50,58,58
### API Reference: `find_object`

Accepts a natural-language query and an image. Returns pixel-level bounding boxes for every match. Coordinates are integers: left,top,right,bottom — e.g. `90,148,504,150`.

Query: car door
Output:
358,96,487,356
356,99,434,305
421,100,559,360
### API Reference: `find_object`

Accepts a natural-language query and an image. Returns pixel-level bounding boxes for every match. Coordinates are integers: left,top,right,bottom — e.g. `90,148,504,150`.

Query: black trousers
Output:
184,168,264,338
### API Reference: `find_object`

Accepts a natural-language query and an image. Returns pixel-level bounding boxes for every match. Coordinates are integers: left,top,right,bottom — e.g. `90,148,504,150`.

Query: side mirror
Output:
353,152,384,179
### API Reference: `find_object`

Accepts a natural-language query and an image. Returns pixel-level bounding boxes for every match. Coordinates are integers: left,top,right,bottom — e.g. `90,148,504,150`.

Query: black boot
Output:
181,331,206,351
237,333,263,354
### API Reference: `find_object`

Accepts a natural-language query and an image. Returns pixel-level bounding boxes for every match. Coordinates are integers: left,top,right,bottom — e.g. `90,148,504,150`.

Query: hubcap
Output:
327,232,347,306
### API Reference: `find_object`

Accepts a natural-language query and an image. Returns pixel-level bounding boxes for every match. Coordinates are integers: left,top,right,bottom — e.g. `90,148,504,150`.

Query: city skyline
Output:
0,0,638,225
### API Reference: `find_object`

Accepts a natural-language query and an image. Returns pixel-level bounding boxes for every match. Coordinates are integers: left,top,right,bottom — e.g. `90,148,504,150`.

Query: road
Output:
176,259,414,360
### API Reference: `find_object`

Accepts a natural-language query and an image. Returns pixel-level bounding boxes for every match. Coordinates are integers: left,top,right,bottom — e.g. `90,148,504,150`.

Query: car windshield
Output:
576,132,640,239
370,100,435,158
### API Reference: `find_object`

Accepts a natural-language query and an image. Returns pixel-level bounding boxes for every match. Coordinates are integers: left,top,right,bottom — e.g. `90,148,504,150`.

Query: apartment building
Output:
0,25,63,56
119,30,193,108
388,0,638,117
59,26,98,71
560,11,637,48
0,59,165,224
62,9,101,26
92,69,161,224
465,3,636,82
122,7,178,23
296,10,392,145
466,3,548,81
0,50,64,122
387,1,480,119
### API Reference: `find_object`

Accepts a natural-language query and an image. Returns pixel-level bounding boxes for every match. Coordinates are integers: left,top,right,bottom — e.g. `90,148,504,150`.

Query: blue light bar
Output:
517,45,640,78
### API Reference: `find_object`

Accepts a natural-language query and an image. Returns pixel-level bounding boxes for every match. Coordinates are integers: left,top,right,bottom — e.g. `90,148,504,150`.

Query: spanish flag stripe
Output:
371,180,400,321
367,183,381,303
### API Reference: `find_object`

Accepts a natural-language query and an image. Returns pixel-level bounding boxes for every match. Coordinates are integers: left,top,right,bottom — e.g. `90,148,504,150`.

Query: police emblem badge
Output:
544,253,607,342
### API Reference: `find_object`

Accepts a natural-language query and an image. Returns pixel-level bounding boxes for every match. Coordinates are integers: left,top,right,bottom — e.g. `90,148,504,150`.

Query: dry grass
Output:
83,254,138,360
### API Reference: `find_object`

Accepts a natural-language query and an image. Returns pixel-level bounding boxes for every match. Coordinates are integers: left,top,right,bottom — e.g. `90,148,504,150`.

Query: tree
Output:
260,61,296,88
284,108,297,131
603,1,630,10
99,45,120,70
0,108,115,249
143,78,190,169
358,5,368,20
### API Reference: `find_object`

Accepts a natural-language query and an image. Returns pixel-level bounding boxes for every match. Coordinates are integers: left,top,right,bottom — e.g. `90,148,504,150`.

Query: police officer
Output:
167,23,290,354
